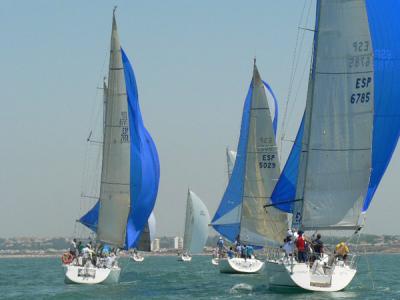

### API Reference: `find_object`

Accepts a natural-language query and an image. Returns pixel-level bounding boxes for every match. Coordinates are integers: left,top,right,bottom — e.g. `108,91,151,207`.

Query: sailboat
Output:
63,9,160,285
265,0,400,291
179,189,211,262
211,61,287,274
130,211,156,262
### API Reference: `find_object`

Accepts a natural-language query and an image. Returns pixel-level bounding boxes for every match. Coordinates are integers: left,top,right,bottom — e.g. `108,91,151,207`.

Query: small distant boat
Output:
211,60,286,274
179,189,210,262
178,253,192,262
131,253,145,262
64,8,160,285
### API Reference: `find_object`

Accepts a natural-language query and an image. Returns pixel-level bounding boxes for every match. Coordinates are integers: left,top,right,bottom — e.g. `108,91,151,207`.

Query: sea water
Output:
0,254,399,299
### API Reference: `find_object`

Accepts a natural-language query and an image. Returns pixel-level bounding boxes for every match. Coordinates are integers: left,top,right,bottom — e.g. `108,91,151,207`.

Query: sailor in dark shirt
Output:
312,234,323,259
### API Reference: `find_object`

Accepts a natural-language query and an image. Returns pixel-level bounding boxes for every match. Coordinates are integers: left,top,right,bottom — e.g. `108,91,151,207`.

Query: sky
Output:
0,0,398,238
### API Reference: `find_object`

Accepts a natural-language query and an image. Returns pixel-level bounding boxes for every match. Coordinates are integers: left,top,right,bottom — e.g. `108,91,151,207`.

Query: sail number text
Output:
120,111,129,143
259,154,276,169
350,76,372,105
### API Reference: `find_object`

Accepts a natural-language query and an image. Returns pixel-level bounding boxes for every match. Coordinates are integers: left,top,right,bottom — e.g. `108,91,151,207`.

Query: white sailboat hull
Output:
63,264,120,285
131,255,144,262
211,258,219,266
219,258,264,274
178,255,192,262
266,258,356,292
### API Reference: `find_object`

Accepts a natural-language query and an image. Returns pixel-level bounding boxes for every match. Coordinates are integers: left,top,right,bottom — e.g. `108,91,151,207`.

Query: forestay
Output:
294,0,374,230
183,190,210,254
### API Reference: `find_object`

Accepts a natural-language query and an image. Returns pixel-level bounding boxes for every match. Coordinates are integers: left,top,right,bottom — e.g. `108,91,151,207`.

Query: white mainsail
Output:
183,190,210,254
226,148,237,179
240,64,287,246
293,0,374,230
97,14,131,247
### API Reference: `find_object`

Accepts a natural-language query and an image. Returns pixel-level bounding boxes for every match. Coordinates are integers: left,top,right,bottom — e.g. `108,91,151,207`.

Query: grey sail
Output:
97,13,131,247
293,0,374,231
240,64,288,247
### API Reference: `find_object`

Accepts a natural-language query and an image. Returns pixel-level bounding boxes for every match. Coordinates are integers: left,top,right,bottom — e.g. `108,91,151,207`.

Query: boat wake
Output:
229,283,253,294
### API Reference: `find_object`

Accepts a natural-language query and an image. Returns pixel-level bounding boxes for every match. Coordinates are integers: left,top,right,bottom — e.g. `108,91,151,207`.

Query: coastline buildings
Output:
173,237,183,250
151,238,160,252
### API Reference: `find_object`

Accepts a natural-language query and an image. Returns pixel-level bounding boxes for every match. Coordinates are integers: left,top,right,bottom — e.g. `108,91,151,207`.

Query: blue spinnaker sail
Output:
121,48,160,249
270,114,305,213
211,85,253,241
262,80,278,136
362,0,400,211
79,200,100,232
78,49,160,249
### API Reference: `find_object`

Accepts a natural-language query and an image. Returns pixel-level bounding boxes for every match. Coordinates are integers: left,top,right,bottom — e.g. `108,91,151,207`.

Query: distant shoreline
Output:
0,252,214,259
1,251,400,259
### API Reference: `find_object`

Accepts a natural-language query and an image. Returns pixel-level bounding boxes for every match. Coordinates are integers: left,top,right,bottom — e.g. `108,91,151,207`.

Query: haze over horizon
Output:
0,0,398,239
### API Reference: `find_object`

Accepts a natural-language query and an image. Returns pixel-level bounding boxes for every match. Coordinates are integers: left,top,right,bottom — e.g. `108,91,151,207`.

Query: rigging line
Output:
285,49,312,127
364,246,375,290
78,49,108,227
279,0,313,159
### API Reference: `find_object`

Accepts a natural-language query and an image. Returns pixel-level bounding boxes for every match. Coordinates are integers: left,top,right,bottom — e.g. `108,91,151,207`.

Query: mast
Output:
291,0,321,230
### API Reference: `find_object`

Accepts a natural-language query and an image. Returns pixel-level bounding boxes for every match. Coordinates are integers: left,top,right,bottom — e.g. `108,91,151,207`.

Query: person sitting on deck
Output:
227,247,234,259
236,243,242,258
296,231,307,262
246,245,254,259
312,234,324,259
81,244,94,266
282,237,294,259
241,245,247,260
70,238,77,257
335,242,349,261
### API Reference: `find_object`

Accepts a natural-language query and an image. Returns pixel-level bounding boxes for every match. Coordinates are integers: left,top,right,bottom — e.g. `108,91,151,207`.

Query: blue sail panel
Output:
79,201,100,232
212,223,240,241
270,114,305,213
211,85,253,242
262,80,278,136
121,48,161,249
363,0,400,211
